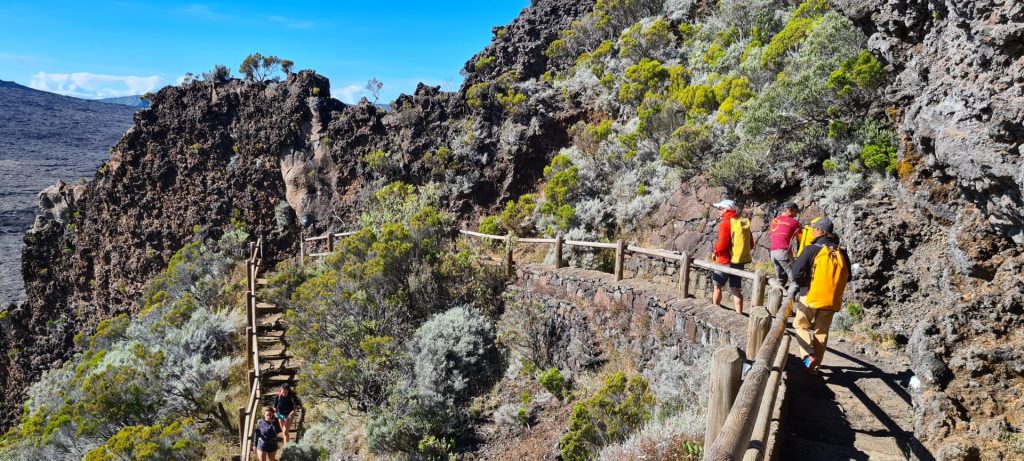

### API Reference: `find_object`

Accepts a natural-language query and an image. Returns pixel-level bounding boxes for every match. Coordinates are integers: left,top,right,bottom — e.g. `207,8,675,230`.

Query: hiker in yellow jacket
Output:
789,218,851,375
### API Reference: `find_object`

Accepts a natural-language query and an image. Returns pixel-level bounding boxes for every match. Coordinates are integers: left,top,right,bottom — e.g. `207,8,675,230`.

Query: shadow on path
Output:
779,341,935,461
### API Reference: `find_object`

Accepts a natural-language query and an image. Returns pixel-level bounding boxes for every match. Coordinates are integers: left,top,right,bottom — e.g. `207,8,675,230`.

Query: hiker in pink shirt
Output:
769,201,801,288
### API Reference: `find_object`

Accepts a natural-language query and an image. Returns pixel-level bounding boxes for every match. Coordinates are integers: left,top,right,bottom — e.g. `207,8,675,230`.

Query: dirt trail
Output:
779,337,931,460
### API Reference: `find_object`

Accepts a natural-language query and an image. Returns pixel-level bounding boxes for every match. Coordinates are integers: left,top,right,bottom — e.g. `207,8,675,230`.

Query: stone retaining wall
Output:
509,263,748,373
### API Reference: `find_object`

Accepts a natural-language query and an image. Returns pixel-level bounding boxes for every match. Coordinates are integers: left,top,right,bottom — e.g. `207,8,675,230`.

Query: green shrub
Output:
479,215,503,235
761,0,830,67
364,149,399,176
618,58,670,105
708,143,764,193
497,298,554,370
499,194,537,234
497,89,528,115
286,183,505,430
618,18,673,60
540,155,579,231
424,146,452,171
846,303,864,322
474,55,496,72
466,82,490,110
659,123,712,172
828,50,885,96
559,372,655,461
670,83,718,117
82,419,204,461
539,367,567,398
703,27,738,65
822,158,838,171
860,141,897,172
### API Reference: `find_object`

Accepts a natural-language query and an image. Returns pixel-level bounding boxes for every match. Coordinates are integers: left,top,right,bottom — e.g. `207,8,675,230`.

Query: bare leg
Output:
712,285,723,306
730,286,743,314
279,417,290,444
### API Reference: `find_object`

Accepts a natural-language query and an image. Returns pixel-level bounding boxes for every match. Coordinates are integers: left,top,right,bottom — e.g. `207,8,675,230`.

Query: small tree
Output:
366,78,384,103
282,59,295,77
239,53,288,82
201,64,231,83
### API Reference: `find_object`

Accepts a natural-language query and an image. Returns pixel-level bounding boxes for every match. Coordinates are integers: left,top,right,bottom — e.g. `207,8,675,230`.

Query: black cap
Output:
812,217,834,233
782,201,800,211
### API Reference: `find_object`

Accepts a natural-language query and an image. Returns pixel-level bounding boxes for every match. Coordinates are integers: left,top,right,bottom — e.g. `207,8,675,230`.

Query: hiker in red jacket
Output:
711,199,750,314
769,201,801,289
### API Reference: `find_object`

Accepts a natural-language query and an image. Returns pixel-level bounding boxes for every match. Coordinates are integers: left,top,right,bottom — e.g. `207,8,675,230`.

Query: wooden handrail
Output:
703,299,795,461
459,229,509,241
240,238,266,461
517,237,557,244
742,334,791,461
564,239,618,249
626,244,683,260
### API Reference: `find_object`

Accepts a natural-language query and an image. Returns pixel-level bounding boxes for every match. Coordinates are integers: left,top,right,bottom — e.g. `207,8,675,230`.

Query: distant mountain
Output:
0,79,137,306
97,94,150,108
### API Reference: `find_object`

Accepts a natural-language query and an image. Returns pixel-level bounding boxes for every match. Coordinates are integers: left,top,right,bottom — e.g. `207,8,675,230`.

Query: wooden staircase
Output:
238,239,303,459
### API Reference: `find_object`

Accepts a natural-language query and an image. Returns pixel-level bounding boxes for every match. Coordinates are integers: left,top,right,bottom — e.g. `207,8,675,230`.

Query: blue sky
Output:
0,1,529,103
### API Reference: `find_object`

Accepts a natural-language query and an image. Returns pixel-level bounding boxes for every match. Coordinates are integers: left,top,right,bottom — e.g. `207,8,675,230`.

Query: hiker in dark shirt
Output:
253,406,281,461
274,383,303,445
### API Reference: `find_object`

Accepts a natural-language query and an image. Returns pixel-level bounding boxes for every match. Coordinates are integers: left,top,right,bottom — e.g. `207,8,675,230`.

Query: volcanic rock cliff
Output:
3,0,1023,458
0,0,591,431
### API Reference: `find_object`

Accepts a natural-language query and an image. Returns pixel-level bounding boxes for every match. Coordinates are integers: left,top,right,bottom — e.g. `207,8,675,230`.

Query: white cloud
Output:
30,71,163,99
179,3,232,21
268,15,314,29
337,84,368,104
0,53,45,63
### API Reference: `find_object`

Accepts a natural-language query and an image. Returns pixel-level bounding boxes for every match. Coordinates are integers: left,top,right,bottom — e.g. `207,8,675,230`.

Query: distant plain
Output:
0,80,136,306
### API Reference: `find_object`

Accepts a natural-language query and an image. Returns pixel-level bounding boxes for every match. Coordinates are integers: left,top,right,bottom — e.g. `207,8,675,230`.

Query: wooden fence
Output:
300,227,792,460
239,237,264,460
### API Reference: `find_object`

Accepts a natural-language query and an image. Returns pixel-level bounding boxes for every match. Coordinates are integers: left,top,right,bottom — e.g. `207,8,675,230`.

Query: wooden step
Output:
256,278,269,286
256,329,286,340
255,302,283,314
260,361,299,375
260,374,295,388
259,346,289,360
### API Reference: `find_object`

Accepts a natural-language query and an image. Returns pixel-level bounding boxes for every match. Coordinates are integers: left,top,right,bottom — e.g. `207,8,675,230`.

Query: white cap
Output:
712,199,737,210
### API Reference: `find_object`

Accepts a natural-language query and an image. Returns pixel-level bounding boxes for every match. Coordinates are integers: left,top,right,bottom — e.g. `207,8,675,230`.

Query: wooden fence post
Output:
752,269,767,308
678,252,691,298
745,306,772,360
238,406,246,451
248,370,256,395
766,287,782,317
246,292,254,328
554,232,564,269
245,327,253,368
299,239,305,266
614,239,625,281
505,236,515,278
327,233,335,253
706,345,745,450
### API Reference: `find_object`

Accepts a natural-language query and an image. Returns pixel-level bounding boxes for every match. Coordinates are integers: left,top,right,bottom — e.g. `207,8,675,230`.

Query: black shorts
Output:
712,263,745,289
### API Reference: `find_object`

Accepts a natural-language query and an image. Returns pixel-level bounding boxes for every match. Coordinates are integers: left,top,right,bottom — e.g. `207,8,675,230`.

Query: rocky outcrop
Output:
839,0,1024,244
462,0,597,87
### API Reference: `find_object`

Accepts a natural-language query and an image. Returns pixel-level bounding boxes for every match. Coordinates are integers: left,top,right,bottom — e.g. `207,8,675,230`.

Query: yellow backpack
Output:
729,218,752,264
796,217,822,257
805,245,849,311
